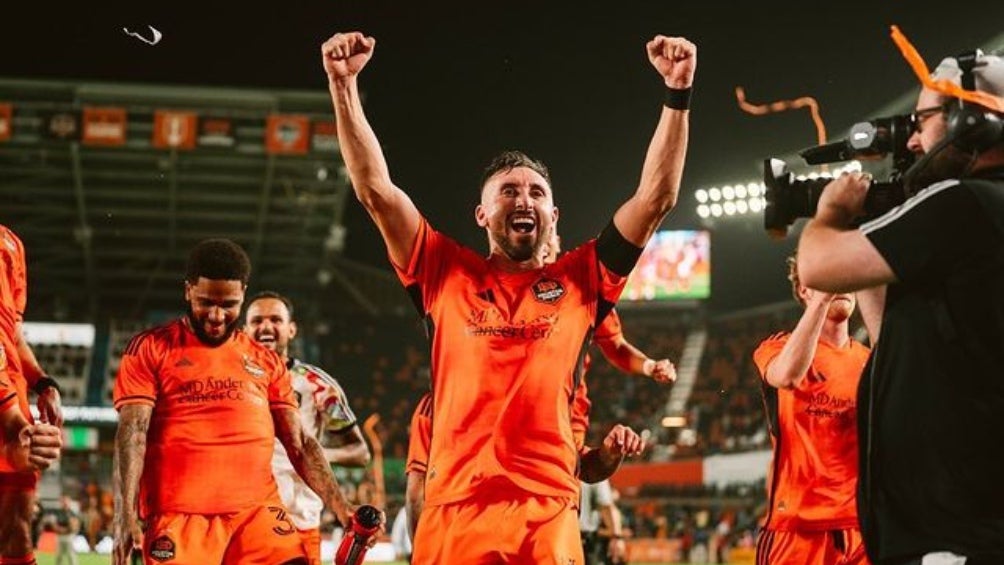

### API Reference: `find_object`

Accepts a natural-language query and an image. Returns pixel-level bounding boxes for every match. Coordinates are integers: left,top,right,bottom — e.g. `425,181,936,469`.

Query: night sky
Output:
4,1,1002,312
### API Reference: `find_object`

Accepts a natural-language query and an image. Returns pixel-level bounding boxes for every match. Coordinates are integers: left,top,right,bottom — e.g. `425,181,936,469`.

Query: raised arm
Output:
113,404,151,565
322,31,421,268
273,406,355,526
612,36,696,246
762,293,832,389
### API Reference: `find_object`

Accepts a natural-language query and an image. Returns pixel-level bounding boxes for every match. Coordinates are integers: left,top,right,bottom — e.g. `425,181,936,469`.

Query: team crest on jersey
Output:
242,354,266,378
149,535,176,562
532,277,565,304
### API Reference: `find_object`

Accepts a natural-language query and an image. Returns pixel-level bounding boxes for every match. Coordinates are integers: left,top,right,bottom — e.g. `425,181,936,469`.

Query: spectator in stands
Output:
752,255,870,564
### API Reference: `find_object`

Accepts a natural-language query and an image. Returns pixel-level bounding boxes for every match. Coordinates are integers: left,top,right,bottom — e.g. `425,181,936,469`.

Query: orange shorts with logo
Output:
756,528,870,565
297,528,321,565
142,504,306,565
412,484,583,565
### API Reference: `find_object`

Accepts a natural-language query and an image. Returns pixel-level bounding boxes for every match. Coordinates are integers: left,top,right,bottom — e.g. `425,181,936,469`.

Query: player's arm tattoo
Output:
273,406,352,522
114,404,152,522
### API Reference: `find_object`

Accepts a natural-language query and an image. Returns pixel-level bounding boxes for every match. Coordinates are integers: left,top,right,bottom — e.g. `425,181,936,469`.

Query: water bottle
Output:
334,505,382,565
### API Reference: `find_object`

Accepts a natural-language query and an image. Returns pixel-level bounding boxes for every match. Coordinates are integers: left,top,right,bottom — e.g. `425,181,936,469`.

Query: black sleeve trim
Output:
596,220,644,277
406,283,425,317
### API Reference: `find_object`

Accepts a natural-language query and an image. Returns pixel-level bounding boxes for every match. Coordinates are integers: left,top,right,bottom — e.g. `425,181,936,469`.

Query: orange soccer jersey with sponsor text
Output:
394,218,628,507
753,333,870,531
113,318,297,517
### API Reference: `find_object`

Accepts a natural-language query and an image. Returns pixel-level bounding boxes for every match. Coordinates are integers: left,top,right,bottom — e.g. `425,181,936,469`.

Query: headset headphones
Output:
944,49,1004,153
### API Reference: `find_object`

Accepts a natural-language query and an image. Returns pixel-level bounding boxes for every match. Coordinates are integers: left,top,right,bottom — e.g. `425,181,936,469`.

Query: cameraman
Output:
797,52,1004,565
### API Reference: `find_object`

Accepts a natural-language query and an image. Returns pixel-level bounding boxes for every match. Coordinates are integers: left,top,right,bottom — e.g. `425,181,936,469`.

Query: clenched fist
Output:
321,32,376,82
19,422,62,471
646,35,697,89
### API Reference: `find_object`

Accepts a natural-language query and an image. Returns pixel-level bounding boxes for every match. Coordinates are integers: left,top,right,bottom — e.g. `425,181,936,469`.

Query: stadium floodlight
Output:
750,197,764,212
749,183,761,197
708,187,721,201
736,200,749,214
722,185,735,201
735,184,747,199
697,204,711,218
695,189,708,203
710,203,723,217
724,201,737,215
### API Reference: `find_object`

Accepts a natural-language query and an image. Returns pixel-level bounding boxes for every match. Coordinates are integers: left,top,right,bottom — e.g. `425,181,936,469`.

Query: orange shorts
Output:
756,528,870,565
298,528,322,565
142,504,306,565
412,486,582,565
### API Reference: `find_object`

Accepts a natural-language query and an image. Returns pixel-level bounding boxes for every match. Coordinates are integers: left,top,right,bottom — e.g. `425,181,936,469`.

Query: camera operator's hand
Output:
816,172,872,228
646,35,696,89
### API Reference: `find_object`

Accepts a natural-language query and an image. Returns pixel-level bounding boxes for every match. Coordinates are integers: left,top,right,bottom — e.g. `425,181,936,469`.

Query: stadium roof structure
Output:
0,78,411,325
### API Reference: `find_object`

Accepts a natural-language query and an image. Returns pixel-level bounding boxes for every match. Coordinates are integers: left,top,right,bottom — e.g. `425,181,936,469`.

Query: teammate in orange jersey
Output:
1,223,65,565
244,291,371,565
112,239,365,565
752,255,871,565
324,27,693,563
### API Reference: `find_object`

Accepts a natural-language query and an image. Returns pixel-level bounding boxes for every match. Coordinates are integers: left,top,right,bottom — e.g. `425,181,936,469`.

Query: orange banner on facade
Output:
610,459,704,490
153,110,197,149
0,103,11,141
265,114,310,154
82,107,127,146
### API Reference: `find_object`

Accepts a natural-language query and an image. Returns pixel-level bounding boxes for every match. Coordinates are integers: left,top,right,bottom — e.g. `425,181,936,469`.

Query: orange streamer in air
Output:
890,25,1004,112
736,86,828,147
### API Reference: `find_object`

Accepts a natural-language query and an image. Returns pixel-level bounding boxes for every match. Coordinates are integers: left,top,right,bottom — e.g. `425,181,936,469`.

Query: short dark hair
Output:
246,290,295,320
480,150,551,192
185,238,251,285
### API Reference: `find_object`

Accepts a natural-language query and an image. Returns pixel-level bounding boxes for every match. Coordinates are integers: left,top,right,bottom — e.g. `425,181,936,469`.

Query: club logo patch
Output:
532,278,565,304
242,354,266,378
149,535,176,562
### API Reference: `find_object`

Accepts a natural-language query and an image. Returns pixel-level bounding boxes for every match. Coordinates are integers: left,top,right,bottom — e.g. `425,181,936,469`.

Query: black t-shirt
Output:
858,171,1004,562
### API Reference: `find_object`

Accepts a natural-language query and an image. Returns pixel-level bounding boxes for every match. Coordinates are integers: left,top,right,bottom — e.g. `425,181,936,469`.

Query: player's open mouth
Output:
257,334,276,344
509,214,536,234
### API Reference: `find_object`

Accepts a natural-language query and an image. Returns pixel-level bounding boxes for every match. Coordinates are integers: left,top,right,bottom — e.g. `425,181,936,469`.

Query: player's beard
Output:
492,230,542,263
186,305,240,346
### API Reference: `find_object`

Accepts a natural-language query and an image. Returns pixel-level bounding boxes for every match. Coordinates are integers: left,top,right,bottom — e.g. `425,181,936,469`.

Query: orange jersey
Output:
406,393,433,475
394,218,628,506
0,225,30,418
113,318,297,516
753,333,870,531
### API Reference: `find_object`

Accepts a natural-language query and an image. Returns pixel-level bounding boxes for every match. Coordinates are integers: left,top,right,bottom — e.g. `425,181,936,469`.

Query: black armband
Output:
596,221,644,277
663,86,692,111
33,376,61,395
